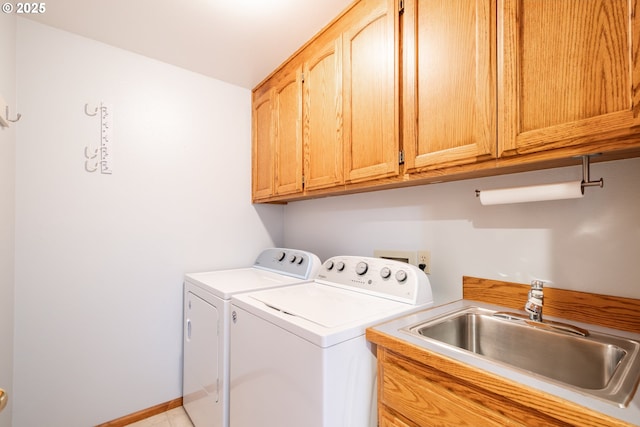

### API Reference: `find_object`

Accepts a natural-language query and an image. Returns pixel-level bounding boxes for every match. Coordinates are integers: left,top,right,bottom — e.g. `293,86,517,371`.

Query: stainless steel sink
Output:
402,307,640,407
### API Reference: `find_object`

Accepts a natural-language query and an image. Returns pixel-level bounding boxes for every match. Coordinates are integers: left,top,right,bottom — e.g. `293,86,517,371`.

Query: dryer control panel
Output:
253,248,321,280
317,256,433,305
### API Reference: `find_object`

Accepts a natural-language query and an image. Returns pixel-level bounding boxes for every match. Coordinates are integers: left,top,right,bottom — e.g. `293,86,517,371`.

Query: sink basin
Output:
402,307,640,407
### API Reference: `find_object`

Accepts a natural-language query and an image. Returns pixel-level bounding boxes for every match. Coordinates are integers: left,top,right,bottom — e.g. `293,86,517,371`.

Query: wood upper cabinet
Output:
402,0,497,173
252,0,397,201
343,0,399,183
305,0,400,190
303,37,344,191
251,88,275,201
499,0,640,157
253,0,640,203
251,64,303,202
273,65,304,196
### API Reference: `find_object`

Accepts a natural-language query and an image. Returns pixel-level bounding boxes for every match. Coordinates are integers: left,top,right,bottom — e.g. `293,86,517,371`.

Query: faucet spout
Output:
525,280,544,321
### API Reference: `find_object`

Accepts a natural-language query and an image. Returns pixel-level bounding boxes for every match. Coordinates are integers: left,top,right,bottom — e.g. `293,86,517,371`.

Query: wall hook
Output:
5,106,21,122
84,103,98,116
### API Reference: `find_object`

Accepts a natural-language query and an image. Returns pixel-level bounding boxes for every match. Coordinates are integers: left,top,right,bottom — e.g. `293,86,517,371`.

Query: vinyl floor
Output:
126,406,194,427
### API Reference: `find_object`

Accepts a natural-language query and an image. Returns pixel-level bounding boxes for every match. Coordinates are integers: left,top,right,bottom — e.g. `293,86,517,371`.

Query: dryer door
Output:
183,291,219,425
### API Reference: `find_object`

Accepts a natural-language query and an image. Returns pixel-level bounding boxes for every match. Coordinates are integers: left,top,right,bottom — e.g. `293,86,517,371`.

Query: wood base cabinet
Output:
373,331,636,427
378,348,559,426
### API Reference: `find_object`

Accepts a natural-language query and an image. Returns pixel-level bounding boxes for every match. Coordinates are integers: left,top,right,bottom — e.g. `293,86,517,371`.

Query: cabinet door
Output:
379,349,521,427
343,0,399,183
251,88,275,201
303,37,344,190
403,0,497,172
499,0,640,156
274,66,304,195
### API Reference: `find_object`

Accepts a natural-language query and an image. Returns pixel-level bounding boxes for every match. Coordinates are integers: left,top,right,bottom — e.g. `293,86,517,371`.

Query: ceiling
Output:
24,0,354,89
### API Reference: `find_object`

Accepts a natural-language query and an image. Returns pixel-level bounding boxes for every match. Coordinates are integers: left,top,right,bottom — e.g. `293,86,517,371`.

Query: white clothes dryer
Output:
183,248,321,427
229,256,434,427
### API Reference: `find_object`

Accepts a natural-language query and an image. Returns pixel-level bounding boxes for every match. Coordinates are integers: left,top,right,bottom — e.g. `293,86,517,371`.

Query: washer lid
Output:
249,283,408,328
185,268,308,299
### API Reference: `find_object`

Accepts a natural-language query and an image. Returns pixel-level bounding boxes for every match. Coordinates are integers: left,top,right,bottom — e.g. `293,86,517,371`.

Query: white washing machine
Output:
229,256,434,427
183,248,321,427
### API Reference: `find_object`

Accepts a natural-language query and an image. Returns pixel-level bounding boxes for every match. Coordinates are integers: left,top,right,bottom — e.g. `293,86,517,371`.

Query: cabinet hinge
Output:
399,150,405,165
399,0,404,14
302,175,305,187
301,73,305,83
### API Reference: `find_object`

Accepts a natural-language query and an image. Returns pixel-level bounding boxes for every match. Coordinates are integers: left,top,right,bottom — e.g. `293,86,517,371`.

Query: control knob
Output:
336,261,345,272
380,267,391,279
288,255,297,263
395,270,408,283
355,262,368,275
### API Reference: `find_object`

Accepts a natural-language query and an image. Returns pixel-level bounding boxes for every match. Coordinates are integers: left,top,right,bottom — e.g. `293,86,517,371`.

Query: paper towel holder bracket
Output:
580,154,604,191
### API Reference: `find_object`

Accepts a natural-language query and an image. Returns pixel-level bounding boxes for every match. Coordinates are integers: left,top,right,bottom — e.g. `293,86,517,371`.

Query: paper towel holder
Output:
475,154,603,202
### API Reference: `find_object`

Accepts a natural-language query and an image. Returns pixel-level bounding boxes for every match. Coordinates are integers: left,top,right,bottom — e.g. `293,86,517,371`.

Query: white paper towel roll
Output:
478,181,584,205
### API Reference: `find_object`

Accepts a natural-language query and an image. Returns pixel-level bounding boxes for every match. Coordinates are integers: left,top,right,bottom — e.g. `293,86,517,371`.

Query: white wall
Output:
284,157,640,304
14,19,283,426
0,12,16,427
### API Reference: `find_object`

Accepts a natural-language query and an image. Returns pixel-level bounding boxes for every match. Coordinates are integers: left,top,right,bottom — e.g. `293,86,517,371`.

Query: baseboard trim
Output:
95,397,183,427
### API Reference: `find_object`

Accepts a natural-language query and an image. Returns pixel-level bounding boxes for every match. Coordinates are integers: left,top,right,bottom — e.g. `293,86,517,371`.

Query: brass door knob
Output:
0,388,7,412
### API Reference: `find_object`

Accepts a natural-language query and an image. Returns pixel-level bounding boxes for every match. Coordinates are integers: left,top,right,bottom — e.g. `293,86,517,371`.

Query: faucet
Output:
525,280,544,321
494,279,589,336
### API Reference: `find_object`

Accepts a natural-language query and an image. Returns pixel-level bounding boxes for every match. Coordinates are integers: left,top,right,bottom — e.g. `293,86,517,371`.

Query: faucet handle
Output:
525,280,544,321
530,279,544,290
528,279,544,303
